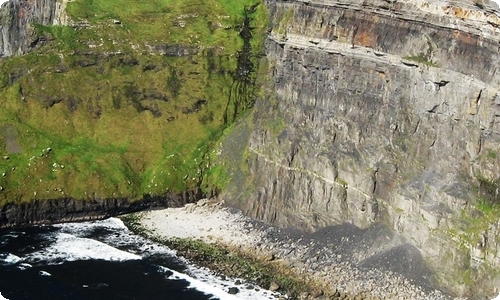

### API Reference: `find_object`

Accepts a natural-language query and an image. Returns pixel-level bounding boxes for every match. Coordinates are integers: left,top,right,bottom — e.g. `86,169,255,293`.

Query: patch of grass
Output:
274,8,294,38
167,240,314,297
403,52,439,67
477,197,495,214
487,150,497,159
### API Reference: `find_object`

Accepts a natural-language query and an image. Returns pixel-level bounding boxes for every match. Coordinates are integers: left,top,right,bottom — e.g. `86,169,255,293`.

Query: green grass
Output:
487,150,497,159
0,0,269,205
274,8,294,37
403,52,439,67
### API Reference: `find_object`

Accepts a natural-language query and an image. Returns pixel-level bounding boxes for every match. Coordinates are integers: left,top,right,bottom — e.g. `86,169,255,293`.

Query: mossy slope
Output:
0,0,268,205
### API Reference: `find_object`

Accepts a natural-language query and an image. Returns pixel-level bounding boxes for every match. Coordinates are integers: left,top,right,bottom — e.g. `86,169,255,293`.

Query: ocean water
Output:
0,218,284,300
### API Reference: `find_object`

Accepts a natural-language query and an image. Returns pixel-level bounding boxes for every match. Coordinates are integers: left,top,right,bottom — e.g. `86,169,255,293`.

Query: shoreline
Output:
128,199,463,300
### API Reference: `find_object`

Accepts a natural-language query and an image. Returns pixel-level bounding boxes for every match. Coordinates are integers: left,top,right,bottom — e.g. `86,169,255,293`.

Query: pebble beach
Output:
136,199,463,300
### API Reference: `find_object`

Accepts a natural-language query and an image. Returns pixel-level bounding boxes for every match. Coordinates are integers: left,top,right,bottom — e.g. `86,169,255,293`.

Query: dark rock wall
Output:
223,0,500,298
0,188,204,229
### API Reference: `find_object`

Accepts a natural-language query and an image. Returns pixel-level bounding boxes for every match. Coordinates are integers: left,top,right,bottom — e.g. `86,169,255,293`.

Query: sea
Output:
0,218,283,300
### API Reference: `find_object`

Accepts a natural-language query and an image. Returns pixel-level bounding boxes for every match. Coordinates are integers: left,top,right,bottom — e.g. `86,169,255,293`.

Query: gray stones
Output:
227,287,239,294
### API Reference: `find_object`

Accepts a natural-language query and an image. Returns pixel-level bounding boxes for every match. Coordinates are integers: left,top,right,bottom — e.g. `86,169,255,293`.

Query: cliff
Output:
0,0,68,57
220,0,500,298
3,0,500,298
0,0,267,223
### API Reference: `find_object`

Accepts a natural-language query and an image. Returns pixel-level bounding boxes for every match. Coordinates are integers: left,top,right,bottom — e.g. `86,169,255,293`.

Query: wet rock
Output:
227,287,239,294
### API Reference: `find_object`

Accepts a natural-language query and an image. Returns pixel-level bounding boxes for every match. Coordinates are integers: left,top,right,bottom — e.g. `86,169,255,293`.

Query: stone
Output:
228,287,239,294
310,289,323,298
269,281,280,291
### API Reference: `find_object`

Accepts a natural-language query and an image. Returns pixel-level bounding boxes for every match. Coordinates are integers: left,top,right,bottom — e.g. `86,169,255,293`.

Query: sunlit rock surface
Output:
222,0,500,298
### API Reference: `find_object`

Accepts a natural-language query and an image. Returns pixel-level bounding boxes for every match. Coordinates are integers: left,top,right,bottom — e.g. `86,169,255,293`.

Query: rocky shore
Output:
132,200,465,300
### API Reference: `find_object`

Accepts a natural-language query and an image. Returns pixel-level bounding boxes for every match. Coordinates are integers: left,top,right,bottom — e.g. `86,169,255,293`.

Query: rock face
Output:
223,0,500,298
0,189,204,229
0,0,68,57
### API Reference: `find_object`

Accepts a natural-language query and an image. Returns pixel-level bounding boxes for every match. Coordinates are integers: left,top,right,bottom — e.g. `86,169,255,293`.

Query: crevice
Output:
372,167,379,194
433,80,449,91
429,136,437,148
413,118,421,134
475,89,483,108
427,104,439,113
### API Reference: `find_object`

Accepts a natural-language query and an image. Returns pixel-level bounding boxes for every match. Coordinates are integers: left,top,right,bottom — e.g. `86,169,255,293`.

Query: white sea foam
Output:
157,264,286,300
2,217,282,299
54,217,127,233
186,264,287,300
25,232,142,264
159,266,241,300
17,263,32,270
0,253,21,265
55,218,178,257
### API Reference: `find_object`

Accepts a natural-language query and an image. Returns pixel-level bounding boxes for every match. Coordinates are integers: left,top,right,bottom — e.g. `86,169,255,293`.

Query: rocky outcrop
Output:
0,188,204,229
0,0,67,57
222,0,500,298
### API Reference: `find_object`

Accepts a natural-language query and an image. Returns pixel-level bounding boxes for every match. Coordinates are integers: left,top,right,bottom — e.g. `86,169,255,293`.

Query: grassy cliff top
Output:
0,0,268,204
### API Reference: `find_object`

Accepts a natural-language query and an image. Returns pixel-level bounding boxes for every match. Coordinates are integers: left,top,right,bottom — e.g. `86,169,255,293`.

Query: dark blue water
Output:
0,218,277,300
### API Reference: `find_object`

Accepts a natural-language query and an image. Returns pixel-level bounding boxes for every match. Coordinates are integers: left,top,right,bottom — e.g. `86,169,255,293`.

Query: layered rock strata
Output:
223,0,500,298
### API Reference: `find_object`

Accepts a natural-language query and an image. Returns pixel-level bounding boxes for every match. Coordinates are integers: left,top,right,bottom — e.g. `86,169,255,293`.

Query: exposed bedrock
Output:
223,0,500,298
0,0,68,57
0,188,204,229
